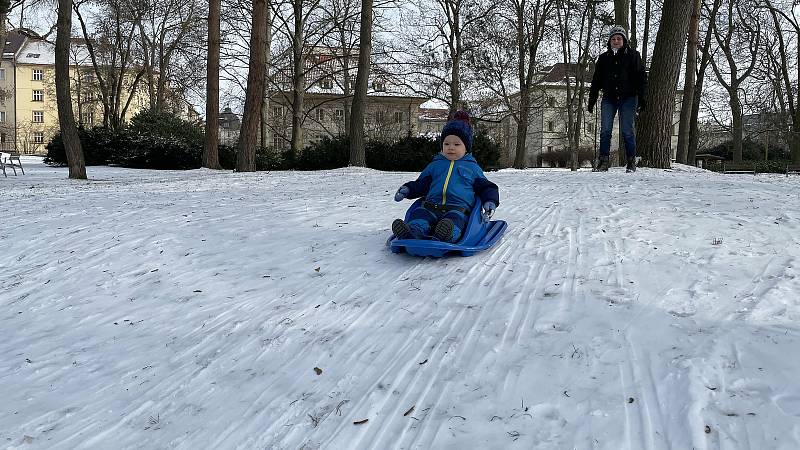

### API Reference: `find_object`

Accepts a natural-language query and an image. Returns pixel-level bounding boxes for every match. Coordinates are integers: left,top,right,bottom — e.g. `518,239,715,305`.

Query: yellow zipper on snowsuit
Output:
441,160,455,205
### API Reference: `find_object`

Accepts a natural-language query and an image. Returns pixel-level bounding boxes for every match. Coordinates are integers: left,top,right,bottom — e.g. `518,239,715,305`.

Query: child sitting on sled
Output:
392,111,500,243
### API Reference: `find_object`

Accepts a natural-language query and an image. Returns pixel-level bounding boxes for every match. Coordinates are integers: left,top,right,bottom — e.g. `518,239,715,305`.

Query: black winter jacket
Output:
588,46,648,108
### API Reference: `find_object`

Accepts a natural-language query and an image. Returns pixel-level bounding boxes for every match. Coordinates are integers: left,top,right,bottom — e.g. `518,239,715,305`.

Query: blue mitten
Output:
482,201,496,221
395,186,410,202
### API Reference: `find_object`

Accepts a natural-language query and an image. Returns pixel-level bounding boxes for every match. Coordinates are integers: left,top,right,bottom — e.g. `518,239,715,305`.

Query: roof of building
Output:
271,47,428,100
13,35,103,67
539,62,594,84
2,30,30,59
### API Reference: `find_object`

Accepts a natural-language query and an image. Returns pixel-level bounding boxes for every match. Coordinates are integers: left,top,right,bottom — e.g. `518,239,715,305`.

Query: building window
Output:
375,110,385,123
586,122,594,133
82,111,94,125
272,135,282,149
394,111,403,124
547,121,554,132
33,90,44,102
83,72,94,82
26,53,40,58
0,68,5,80
334,109,344,121
547,145,553,152
0,111,5,123
315,108,325,122
373,80,386,92
83,91,94,103
33,131,45,144
0,132,5,143
272,106,283,117
32,111,44,123
319,77,333,89
547,97,556,107
33,69,43,81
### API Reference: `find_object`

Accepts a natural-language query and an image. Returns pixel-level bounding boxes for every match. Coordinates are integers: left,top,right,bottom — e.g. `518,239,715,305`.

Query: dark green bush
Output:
471,129,502,170
296,135,349,170
43,127,121,166
539,147,596,167
755,160,791,174
705,139,790,162
110,110,205,170
368,136,439,171
218,144,237,170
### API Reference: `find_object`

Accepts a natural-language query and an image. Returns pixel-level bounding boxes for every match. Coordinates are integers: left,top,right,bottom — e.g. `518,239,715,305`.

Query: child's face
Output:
442,135,467,161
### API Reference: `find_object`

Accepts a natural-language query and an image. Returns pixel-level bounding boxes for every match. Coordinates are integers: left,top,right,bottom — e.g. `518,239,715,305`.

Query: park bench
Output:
0,152,24,177
786,164,800,176
722,161,756,174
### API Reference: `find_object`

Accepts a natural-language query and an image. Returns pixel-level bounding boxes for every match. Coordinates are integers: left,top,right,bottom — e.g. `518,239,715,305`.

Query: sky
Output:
2,157,800,449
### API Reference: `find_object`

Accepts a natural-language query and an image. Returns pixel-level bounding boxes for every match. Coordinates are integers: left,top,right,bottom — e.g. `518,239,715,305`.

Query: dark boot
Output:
626,158,637,172
392,219,414,239
593,156,610,172
434,219,459,242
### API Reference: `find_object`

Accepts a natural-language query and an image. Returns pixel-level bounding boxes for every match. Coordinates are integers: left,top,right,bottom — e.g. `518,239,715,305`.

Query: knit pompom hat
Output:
608,25,628,46
441,110,474,152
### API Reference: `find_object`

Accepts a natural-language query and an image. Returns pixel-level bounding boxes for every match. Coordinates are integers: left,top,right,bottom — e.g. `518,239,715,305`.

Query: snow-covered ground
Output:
2,156,800,450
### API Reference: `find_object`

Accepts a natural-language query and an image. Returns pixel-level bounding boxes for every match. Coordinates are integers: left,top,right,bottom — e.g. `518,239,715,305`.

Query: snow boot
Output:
392,219,414,239
626,159,637,172
593,156,610,172
434,219,457,242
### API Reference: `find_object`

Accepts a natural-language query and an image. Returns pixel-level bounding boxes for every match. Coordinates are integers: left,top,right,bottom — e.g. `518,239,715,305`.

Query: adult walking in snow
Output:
587,25,648,172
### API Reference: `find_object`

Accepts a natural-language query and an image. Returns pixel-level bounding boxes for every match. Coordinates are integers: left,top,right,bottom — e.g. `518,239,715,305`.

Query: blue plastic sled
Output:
388,198,507,257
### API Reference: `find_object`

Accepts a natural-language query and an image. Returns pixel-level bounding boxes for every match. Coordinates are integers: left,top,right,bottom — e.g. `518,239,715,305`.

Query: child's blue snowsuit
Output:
401,153,499,241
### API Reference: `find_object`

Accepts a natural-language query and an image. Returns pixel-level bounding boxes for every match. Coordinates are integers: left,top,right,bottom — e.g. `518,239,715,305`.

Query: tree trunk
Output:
641,0,651,62
630,0,637,49
260,6,272,149
56,0,87,179
348,0,372,167
236,0,268,172
203,0,222,169
636,0,692,168
795,37,800,163
513,89,530,169
730,94,743,162
676,0,700,164
289,0,305,158
687,9,715,165
614,0,629,30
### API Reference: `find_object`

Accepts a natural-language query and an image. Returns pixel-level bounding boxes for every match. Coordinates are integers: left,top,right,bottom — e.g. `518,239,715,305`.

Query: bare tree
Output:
641,0,651,62
137,0,206,113
396,0,496,113
708,0,761,162
74,0,147,130
470,0,550,168
259,6,273,148
348,0,371,166
203,0,222,169
56,0,87,178
676,0,701,164
763,0,800,163
555,0,595,170
236,0,269,171
636,0,693,168
687,0,721,165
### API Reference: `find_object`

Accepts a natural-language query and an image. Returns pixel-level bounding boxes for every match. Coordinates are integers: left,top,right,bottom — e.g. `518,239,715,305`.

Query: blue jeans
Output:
599,96,637,159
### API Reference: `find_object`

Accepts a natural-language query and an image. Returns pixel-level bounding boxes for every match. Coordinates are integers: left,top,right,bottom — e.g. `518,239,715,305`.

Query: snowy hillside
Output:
2,157,800,449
